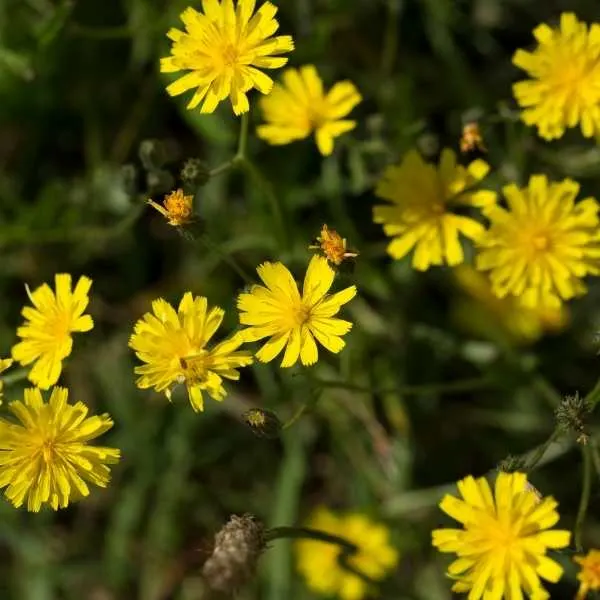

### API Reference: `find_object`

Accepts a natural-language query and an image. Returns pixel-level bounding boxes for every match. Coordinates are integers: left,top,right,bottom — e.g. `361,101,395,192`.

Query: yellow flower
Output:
373,149,496,270
148,189,194,226
11,274,94,390
574,549,600,599
0,387,120,512
296,507,398,600
309,224,358,266
160,0,294,115
453,266,567,344
513,13,600,140
476,175,600,309
129,293,252,412
237,255,356,367
432,471,571,599
256,65,361,155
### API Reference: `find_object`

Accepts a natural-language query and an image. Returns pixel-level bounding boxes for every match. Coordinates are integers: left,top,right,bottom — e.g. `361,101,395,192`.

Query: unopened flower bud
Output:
181,158,211,187
202,514,265,594
243,408,282,439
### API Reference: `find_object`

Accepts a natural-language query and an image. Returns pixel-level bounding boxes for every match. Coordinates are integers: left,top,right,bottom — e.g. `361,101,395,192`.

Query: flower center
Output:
292,303,311,327
41,438,57,463
180,351,209,384
48,314,72,341
220,43,240,67
164,190,193,223
518,226,553,258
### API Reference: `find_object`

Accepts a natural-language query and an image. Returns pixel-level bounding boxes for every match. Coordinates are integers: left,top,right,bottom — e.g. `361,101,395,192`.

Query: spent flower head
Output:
432,471,570,599
476,175,600,309
161,0,294,115
296,507,398,600
555,392,591,443
237,255,357,367
147,188,194,227
257,65,362,156
575,549,600,599
0,386,120,512
11,274,93,389
129,293,253,412
459,122,486,153
373,149,495,270
513,13,600,140
310,224,358,267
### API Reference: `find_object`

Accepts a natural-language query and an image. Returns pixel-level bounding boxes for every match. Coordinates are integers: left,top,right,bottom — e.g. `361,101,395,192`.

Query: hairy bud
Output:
555,393,590,444
202,514,265,594
181,158,211,187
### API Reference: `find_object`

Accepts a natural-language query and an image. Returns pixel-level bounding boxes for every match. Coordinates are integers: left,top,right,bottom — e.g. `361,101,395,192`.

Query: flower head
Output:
476,175,600,309
432,471,571,599
129,293,252,412
513,13,600,140
296,507,398,600
0,387,120,512
453,266,567,344
257,65,361,155
11,274,94,389
310,224,358,266
373,149,496,270
148,189,194,226
237,255,356,367
575,549,600,599
160,0,294,115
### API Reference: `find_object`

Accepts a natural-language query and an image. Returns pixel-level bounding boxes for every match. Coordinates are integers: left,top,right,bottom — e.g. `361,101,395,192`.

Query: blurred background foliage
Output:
1,0,600,598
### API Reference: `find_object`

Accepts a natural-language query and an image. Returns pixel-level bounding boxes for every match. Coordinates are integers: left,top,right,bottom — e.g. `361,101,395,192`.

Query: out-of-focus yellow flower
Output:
129,293,252,412
296,507,398,600
513,13,600,140
257,65,361,155
575,549,600,599
237,255,356,367
11,274,93,389
476,175,600,309
432,471,571,599
148,189,194,227
160,0,294,115
452,266,567,344
0,358,13,405
459,122,486,153
309,224,358,266
373,149,496,270
0,386,120,512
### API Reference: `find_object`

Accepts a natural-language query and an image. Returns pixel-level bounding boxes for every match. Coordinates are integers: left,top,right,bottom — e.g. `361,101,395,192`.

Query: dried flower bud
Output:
309,224,358,267
460,122,486,153
202,514,265,594
181,158,211,187
555,393,590,443
243,408,282,439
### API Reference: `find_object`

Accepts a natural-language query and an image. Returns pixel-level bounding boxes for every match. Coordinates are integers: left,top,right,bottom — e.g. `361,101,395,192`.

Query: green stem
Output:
590,439,600,481
197,233,253,284
265,526,378,586
584,377,600,409
238,157,288,249
1,368,28,386
208,160,234,177
574,444,593,551
312,376,491,397
523,429,561,472
282,385,323,431
236,111,250,160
